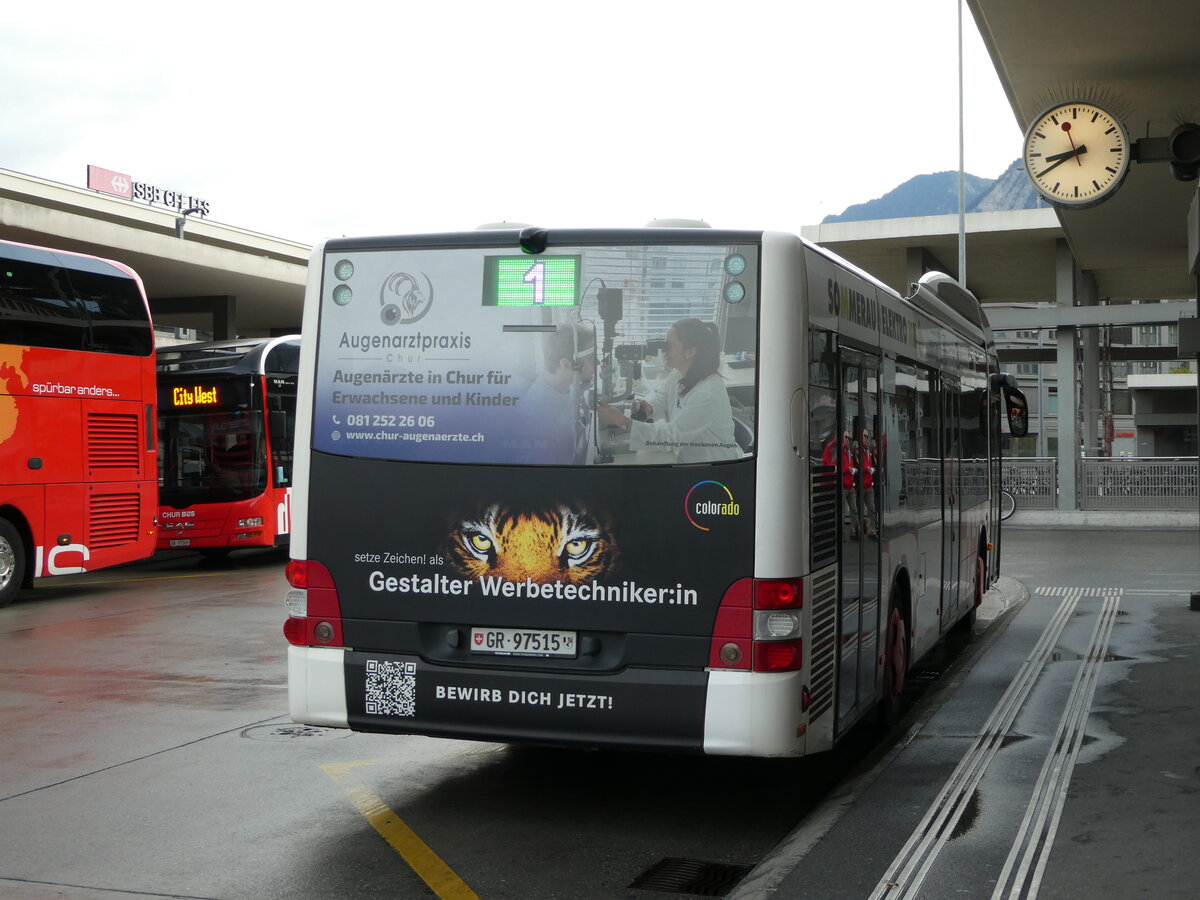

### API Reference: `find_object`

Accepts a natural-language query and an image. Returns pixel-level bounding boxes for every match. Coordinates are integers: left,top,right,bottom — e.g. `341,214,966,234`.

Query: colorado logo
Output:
685,480,741,531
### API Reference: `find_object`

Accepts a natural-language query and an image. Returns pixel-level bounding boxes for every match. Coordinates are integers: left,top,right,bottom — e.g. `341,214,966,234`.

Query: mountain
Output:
822,159,1041,223
971,159,1043,212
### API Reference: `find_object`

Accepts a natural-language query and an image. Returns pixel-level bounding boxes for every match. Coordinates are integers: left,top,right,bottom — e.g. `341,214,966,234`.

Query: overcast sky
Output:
4,1,1022,245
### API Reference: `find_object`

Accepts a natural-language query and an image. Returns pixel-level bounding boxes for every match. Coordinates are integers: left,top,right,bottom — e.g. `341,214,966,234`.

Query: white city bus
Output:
283,226,1028,757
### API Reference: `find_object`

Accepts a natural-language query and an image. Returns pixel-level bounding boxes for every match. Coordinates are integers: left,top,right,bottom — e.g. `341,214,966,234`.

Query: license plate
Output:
470,627,577,658
169,539,191,547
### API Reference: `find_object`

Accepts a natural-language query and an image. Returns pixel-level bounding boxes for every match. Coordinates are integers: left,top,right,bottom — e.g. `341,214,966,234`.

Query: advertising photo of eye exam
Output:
583,247,758,466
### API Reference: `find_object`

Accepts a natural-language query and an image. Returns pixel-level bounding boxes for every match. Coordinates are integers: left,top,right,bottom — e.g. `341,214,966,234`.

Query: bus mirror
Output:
991,372,1029,438
1003,385,1029,437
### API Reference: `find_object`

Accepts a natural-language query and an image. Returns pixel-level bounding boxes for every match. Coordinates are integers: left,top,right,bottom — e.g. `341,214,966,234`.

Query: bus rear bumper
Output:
288,645,348,727
703,669,807,757
288,647,810,757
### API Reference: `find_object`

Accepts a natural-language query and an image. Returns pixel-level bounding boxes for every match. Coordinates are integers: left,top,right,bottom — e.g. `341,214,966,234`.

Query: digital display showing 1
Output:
483,255,580,307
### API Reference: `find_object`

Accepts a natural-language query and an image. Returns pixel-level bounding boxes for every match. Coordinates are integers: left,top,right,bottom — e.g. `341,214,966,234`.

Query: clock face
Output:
1023,102,1130,208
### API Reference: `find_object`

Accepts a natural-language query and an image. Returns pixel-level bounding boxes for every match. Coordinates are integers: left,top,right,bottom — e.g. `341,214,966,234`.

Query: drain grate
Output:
630,858,752,897
241,724,350,742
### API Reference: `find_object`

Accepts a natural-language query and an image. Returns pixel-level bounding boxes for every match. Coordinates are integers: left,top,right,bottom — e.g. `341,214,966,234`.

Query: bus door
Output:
836,351,881,728
940,379,963,629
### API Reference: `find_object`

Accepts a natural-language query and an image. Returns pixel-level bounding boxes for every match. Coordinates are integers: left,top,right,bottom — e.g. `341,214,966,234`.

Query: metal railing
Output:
1000,458,1058,509
1080,457,1198,510
1001,457,1200,511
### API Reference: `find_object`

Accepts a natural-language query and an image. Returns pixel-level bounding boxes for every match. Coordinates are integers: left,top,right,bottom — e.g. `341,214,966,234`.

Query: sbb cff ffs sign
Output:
86,165,211,217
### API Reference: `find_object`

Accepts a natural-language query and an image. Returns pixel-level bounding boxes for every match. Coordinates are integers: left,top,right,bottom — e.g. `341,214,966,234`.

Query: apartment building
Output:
993,314,1198,458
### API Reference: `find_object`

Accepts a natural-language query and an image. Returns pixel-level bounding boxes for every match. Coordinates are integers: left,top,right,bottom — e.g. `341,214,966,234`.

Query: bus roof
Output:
156,334,301,377
321,226,766,255
0,237,141,283
317,227,993,350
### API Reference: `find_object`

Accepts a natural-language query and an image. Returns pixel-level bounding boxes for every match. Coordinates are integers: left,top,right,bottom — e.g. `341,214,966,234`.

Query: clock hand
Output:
1044,146,1086,163
1036,144,1088,177
1062,121,1082,165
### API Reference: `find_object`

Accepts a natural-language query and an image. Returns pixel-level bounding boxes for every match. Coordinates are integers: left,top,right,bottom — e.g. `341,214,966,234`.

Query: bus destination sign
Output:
170,384,220,407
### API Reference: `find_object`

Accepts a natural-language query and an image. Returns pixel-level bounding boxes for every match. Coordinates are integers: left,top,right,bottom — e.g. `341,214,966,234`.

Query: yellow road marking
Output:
320,759,379,780
321,763,479,900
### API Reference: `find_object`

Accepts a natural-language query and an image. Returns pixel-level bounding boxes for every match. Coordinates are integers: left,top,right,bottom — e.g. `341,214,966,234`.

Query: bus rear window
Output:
67,268,154,355
0,257,87,351
0,256,151,355
313,243,758,466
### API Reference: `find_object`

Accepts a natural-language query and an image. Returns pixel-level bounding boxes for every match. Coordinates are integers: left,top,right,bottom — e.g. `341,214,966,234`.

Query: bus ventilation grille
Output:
809,464,838,568
87,413,141,469
89,493,141,548
628,858,752,896
808,567,838,721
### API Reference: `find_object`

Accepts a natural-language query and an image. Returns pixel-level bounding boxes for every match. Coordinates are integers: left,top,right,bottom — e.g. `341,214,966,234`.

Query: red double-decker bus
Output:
155,336,300,557
0,239,158,607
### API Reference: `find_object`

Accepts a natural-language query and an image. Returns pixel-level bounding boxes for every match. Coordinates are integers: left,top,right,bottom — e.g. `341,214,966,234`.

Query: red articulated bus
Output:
155,336,300,558
0,239,158,607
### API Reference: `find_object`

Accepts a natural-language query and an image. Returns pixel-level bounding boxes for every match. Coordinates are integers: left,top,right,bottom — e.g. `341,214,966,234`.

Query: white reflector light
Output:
284,588,307,617
756,611,800,639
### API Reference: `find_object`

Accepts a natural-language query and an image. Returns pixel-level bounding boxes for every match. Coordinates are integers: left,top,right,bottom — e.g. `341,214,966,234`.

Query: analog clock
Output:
1023,101,1130,208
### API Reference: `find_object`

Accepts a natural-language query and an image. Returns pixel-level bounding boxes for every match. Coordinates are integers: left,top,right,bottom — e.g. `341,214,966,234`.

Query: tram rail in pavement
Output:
731,527,1200,899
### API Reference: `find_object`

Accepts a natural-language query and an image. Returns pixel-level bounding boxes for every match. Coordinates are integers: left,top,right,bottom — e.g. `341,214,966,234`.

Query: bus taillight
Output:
754,579,803,610
752,578,803,672
754,639,804,673
283,559,344,647
285,559,308,588
283,616,307,645
710,577,805,672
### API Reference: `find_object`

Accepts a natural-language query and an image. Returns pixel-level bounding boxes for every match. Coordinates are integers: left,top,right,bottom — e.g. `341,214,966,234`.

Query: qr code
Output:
364,659,417,717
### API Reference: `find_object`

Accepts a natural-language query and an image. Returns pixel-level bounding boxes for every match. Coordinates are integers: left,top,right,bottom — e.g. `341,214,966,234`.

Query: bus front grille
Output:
87,413,141,469
89,492,142,548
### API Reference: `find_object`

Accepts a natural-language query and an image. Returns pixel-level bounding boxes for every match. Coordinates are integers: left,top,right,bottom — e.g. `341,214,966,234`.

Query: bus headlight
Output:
238,517,264,528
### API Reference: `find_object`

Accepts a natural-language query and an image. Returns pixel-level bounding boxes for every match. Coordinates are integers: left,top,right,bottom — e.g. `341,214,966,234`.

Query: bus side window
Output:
883,390,909,514
268,407,295,485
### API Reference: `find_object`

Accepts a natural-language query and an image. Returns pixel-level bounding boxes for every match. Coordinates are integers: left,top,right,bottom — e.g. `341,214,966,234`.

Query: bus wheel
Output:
0,518,26,608
880,605,908,728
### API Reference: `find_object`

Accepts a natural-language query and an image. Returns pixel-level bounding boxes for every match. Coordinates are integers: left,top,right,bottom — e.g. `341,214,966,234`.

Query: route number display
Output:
482,255,580,307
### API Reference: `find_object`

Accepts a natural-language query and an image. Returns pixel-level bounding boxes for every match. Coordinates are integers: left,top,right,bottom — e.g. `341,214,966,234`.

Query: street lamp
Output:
175,206,204,240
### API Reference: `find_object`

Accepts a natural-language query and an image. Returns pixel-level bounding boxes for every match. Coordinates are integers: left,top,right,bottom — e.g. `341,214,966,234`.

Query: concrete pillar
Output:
1056,240,1079,510
1080,271,1101,457
906,246,955,289
149,295,237,340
